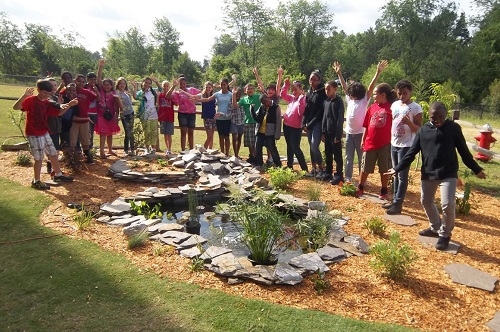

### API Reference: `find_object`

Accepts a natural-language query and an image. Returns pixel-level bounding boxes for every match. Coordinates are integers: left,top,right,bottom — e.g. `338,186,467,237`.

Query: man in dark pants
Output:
385,102,486,250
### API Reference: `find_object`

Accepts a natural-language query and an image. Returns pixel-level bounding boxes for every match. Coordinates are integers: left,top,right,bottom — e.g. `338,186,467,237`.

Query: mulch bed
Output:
1,150,499,331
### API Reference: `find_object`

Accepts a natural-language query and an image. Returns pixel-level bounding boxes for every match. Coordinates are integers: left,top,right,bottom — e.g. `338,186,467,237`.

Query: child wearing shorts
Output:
157,80,178,155
230,87,245,158
12,80,78,190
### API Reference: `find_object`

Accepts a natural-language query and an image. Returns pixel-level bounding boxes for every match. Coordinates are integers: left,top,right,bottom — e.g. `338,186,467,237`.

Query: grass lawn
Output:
0,177,412,331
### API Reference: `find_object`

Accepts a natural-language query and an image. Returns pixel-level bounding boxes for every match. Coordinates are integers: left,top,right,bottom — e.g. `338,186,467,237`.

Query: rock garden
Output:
1,147,499,332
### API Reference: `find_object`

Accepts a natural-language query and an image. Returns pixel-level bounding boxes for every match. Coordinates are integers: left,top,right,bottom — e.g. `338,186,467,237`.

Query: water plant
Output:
130,200,162,219
370,232,418,280
186,189,201,234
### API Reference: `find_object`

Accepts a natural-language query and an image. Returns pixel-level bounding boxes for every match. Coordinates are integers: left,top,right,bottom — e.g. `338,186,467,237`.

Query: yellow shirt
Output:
259,107,268,134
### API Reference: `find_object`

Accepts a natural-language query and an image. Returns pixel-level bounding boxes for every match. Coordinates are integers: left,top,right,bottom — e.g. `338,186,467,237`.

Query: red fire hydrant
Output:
474,123,496,162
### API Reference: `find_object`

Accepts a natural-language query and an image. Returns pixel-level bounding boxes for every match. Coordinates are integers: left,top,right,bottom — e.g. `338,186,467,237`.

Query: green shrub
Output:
73,203,97,231
14,151,31,166
293,212,336,251
363,217,387,235
306,182,322,201
370,232,417,280
127,230,149,249
456,182,472,215
311,268,330,295
130,200,162,219
338,181,357,196
267,167,303,190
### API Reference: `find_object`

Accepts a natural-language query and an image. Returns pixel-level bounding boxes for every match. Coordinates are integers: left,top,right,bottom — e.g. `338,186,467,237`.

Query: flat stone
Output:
161,230,192,243
144,187,159,193
317,246,346,262
327,239,364,257
199,246,233,261
182,153,198,163
200,155,218,162
108,215,144,226
166,187,182,195
444,263,498,292
172,160,185,168
308,201,326,211
100,197,131,214
360,193,387,204
96,216,111,224
328,225,348,242
207,253,243,276
487,311,500,332
148,223,184,233
109,160,130,173
176,234,208,250
274,263,304,285
233,265,276,285
343,234,369,253
123,223,148,237
417,235,461,254
289,252,329,275
185,161,195,169
227,278,245,285
383,213,418,226
179,246,202,258
159,236,179,247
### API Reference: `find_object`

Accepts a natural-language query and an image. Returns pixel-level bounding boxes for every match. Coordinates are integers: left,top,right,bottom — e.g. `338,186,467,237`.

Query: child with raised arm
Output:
251,94,282,168
13,80,78,190
234,83,260,163
333,60,388,183
157,80,178,156
230,87,245,158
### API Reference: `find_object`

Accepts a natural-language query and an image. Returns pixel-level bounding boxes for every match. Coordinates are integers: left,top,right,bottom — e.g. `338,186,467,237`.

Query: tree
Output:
172,52,202,86
212,34,238,57
0,12,25,74
149,17,182,76
104,27,150,77
24,23,61,75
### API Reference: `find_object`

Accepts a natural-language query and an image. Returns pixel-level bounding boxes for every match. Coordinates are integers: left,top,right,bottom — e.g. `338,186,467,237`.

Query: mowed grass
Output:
0,177,412,332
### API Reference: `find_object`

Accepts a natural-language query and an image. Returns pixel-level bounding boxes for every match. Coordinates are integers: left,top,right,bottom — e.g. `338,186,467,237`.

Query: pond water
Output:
160,209,304,263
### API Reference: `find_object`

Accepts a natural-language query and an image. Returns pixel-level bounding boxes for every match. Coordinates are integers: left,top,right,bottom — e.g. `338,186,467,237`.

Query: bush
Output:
363,217,387,235
370,232,417,280
338,181,357,196
267,167,303,190
14,151,31,166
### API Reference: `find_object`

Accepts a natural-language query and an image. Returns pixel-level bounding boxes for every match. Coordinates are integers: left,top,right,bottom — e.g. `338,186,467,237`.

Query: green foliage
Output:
456,170,473,215
129,200,162,220
306,182,322,201
483,79,500,114
419,83,457,123
311,268,330,295
229,192,286,263
157,158,168,167
127,230,149,249
338,181,357,196
73,202,97,231
363,217,387,236
7,109,26,140
294,212,336,251
370,232,418,280
14,151,31,166
187,189,201,227
267,167,303,190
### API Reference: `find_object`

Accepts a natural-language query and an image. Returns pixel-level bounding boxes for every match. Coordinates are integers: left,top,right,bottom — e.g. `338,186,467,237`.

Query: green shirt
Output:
238,93,261,124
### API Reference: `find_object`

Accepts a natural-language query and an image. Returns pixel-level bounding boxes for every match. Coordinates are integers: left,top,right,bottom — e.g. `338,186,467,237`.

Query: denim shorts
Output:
160,121,174,135
178,113,196,129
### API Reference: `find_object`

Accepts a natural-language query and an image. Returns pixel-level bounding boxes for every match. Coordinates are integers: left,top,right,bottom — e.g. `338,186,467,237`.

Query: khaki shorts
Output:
70,121,90,148
361,144,391,173
28,133,57,161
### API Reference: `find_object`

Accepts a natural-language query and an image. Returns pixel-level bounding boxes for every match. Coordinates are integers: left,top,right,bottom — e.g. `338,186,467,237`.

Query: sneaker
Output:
53,174,74,182
435,236,451,250
127,151,135,156
31,180,50,190
418,228,440,238
379,187,389,200
305,168,317,177
320,173,333,182
381,202,393,209
46,161,52,174
266,159,274,167
355,187,364,198
330,175,344,185
386,204,402,215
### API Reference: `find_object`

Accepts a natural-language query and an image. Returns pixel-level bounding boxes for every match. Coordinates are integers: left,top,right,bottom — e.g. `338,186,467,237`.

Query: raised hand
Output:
332,61,341,74
277,67,284,76
24,87,34,97
98,59,106,67
284,77,291,85
377,60,389,73
232,87,239,94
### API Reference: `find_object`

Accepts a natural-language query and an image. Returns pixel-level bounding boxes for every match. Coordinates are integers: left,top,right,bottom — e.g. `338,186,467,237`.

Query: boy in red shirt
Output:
13,79,78,190
356,83,396,199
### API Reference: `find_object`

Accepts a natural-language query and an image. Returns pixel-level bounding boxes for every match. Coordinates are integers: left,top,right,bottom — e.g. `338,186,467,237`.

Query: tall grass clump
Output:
267,167,303,190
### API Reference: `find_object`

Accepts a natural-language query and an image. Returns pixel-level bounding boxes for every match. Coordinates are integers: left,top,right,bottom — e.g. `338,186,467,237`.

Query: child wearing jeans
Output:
230,87,245,158
251,94,282,168
157,80,178,155
12,80,78,190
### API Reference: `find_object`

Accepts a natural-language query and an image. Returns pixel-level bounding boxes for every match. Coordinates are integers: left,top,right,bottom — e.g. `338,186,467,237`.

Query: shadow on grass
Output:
0,177,412,332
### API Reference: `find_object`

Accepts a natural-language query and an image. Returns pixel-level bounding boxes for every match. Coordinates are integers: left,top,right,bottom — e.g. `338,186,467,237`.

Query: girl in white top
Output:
333,60,388,182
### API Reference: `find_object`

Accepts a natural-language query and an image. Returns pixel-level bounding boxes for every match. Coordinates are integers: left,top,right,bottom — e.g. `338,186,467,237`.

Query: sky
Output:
1,0,477,63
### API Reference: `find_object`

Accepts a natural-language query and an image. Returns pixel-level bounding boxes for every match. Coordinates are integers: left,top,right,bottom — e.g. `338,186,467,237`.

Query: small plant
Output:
294,212,336,251
8,109,26,140
456,170,472,215
157,158,168,167
363,217,387,235
311,268,330,295
73,202,97,231
190,257,205,272
267,167,303,190
338,181,357,196
127,230,149,249
152,242,166,256
14,151,32,166
306,182,322,201
61,146,84,172
370,232,418,280
130,200,162,219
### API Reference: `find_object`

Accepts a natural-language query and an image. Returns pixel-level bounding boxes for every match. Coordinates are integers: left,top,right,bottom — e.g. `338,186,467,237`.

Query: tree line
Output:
0,0,499,111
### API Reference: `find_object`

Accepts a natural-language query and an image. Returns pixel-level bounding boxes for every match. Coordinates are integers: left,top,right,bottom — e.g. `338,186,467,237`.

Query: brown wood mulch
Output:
1,151,499,331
